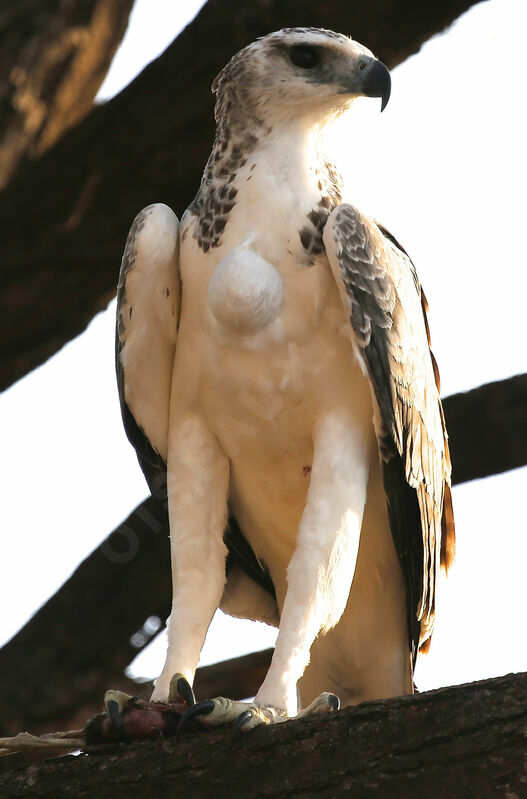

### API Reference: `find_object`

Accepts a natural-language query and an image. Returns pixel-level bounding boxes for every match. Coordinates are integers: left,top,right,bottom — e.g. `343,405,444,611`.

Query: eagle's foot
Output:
85,674,195,743
177,691,340,739
86,689,184,741
104,689,134,738
296,691,340,718
177,697,288,740
167,673,196,707
232,692,341,730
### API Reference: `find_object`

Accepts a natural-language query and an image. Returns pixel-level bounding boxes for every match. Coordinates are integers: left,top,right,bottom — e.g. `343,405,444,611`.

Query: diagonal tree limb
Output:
445,373,527,484
0,0,135,189
0,495,171,737
0,0,484,390
0,373,524,738
2,672,527,797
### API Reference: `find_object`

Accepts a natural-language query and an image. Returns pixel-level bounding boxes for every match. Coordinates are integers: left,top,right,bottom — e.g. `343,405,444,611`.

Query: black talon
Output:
176,677,196,707
106,699,126,739
231,709,254,746
328,693,340,711
176,699,215,742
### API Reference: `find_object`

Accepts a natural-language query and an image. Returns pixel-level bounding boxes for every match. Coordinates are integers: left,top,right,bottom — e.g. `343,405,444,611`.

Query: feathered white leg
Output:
151,413,229,702
255,410,370,714
179,410,370,732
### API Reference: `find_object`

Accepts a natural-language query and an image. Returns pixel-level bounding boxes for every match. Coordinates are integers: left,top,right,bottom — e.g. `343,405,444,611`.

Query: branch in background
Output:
0,0,134,189
0,0,484,390
0,373,524,739
194,648,272,703
0,496,171,738
445,373,527,483
2,672,527,797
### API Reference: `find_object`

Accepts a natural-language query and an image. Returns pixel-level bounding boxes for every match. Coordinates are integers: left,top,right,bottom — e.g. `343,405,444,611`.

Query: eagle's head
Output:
212,28,391,129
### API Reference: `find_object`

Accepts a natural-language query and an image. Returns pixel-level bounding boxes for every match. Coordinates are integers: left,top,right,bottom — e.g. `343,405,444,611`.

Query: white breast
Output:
208,244,283,334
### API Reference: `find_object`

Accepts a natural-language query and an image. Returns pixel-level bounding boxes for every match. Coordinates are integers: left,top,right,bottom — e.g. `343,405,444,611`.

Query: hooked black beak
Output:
360,58,391,112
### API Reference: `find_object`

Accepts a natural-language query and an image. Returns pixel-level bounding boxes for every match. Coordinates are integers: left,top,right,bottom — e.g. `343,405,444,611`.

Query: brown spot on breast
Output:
299,227,312,249
308,209,326,227
303,465,312,476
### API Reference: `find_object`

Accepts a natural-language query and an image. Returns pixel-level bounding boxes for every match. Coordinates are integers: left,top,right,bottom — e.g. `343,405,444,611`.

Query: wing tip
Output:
419,635,432,655
440,482,456,572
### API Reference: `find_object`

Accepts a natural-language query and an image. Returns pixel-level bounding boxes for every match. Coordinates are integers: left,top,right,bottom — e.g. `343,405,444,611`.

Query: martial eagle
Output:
113,27,455,732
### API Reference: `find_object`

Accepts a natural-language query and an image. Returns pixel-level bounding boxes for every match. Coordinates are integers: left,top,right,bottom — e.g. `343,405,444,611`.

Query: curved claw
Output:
327,693,340,711
231,709,254,745
106,699,126,739
104,689,134,740
176,699,216,742
169,673,196,707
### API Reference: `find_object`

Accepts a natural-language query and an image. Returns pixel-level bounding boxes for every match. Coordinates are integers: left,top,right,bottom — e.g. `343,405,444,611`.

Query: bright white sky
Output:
1,0,526,694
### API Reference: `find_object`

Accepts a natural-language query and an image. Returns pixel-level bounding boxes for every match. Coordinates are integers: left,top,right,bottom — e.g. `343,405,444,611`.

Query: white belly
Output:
175,142,375,599
176,239,374,599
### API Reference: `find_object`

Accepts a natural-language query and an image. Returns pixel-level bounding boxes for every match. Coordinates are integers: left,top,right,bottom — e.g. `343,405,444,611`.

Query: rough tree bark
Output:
0,0,134,189
0,0,484,390
0,374,525,739
1,672,526,797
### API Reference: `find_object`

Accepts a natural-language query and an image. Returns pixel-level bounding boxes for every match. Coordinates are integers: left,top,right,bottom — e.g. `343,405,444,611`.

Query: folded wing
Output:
323,204,455,660
116,203,180,495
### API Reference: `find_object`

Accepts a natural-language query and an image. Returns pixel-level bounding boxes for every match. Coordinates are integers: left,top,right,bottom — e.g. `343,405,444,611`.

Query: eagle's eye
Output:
289,45,320,69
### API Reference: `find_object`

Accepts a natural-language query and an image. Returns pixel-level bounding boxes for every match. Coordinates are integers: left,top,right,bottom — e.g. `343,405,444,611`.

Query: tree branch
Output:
0,0,484,390
1,672,526,797
0,0,134,189
445,373,527,483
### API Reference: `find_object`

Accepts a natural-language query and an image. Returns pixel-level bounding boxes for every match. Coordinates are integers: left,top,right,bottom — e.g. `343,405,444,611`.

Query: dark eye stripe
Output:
289,45,320,69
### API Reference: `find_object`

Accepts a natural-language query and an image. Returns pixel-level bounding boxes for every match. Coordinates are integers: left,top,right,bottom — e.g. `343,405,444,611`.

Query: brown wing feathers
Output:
325,204,454,658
